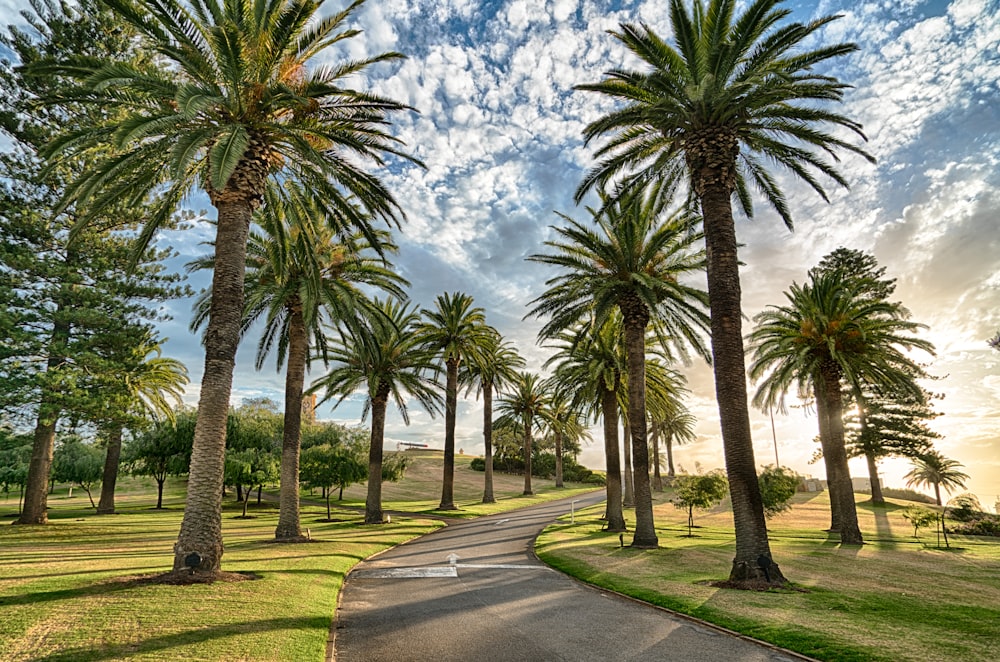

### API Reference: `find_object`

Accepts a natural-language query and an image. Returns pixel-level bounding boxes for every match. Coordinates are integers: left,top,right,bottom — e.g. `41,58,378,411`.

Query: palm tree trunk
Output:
482,380,496,503
97,426,124,515
818,365,863,545
554,430,564,488
814,387,842,532
666,432,676,479
156,476,165,509
651,420,662,492
365,391,390,524
17,312,70,525
172,196,253,574
601,387,626,532
439,359,459,510
699,179,783,584
621,416,635,508
275,302,307,541
522,414,533,496
621,306,657,549
865,451,884,504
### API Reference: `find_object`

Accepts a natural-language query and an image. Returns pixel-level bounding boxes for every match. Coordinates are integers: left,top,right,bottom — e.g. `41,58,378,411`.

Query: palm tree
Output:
418,292,493,510
529,195,709,549
496,372,548,496
645,363,695,491
905,451,969,507
97,337,189,515
313,299,441,524
461,330,524,503
576,0,872,582
545,319,628,532
190,184,407,541
540,379,590,488
40,0,419,574
748,271,934,544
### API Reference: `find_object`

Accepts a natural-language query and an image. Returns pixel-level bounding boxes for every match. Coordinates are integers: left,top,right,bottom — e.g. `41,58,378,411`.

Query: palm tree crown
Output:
905,451,969,507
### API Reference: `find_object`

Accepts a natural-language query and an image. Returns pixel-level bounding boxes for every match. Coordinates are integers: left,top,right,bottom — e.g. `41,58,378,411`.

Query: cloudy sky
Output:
3,0,999,508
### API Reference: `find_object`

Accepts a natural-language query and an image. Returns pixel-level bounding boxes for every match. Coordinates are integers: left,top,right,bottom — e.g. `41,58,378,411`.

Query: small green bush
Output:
881,487,936,504
949,517,1000,537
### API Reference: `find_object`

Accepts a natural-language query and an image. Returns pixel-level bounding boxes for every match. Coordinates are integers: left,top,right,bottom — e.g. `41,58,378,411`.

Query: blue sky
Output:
3,0,999,507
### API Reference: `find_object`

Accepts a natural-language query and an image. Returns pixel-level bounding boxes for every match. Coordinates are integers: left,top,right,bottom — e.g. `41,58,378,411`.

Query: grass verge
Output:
535,490,1000,662
0,492,442,662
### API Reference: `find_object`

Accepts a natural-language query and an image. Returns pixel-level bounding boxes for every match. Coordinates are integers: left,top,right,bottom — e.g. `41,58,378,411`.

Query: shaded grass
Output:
536,490,1000,662
0,495,442,662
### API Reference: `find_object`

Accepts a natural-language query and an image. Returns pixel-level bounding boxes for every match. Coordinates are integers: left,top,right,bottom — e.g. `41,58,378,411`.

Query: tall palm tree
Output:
529,195,709,549
541,379,590,488
190,184,407,541
575,0,872,583
545,319,629,532
312,299,441,524
652,407,697,490
905,451,969,507
748,271,934,544
97,338,189,515
40,0,419,574
418,292,492,510
461,330,524,503
496,372,548,496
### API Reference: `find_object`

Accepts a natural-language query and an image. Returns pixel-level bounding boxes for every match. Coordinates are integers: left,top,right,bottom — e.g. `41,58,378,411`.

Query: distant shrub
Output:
583,473,606,486
469,457,485,472
949,516,1000,537
947,493,983,522
881,487,936,504
758,465,800,519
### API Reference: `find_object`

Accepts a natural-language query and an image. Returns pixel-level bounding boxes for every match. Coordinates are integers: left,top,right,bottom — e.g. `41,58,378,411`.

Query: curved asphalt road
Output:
330,492,812,662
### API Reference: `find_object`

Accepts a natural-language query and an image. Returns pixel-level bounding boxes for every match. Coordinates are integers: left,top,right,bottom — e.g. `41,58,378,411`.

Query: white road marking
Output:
353,567,458,579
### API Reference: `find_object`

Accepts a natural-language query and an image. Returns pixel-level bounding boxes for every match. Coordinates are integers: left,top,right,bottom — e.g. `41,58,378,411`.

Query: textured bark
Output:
438,358,459,510
275,302,307,541
172,195,254,574
622,301,657,548
365,390,390,524
651,421,663,491
601,387,626,532
699,176,784,584
17,310,69,525
482,379,496,503
666,431,676,479
814,388,843,532
522,414,533,496
156,478,165,509
818,364,863,544
621,417,635,508
97,426,124,514
554,430,564,488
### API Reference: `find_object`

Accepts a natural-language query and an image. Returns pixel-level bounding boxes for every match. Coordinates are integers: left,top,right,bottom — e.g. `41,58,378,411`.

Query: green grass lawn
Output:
536,489,1000,662
0,453,598,661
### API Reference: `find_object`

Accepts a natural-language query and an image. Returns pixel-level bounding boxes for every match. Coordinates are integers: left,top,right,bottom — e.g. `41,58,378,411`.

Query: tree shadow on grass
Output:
31,616,330,662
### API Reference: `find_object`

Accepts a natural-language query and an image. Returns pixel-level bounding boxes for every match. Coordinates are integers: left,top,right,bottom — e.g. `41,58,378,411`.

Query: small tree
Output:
52,438,105,508
671,470,729,537
758,466,800,519
123,411,195,509
901,506,938,538
0,429,31,514
300,444,367,520
224,448,279,518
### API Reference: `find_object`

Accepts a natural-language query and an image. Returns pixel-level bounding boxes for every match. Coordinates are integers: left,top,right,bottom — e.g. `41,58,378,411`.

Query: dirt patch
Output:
701,579,809,593
103,570,263,587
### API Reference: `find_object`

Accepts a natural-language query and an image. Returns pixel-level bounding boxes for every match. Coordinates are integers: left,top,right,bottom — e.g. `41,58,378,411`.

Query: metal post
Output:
571,500,579,524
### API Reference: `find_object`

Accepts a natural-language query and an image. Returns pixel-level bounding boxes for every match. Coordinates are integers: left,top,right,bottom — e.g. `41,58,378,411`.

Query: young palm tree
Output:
905,451,969,507
190,185,407,541
529,196,709,548
460,330,524,503
97,338,189,515
39,0,420,574
644,362,695,491
418,292,492,510
576,0,872,582
312,299,441,524
496,372,548,496
748,271,934,544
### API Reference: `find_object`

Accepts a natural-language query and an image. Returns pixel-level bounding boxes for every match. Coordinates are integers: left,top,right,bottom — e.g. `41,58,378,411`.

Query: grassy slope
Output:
536,489,1000,662
0,453,596,661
